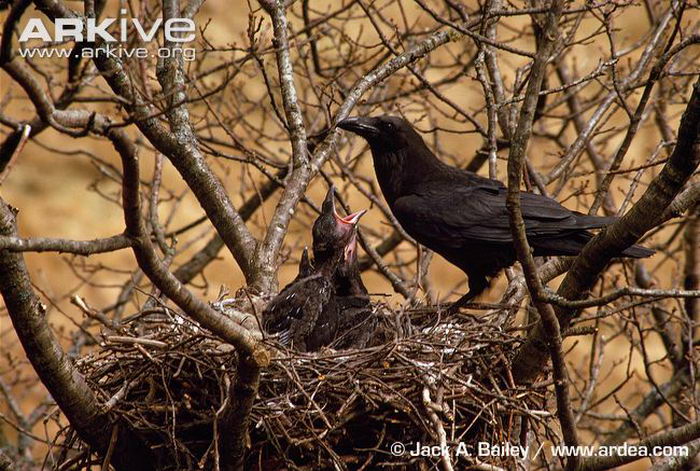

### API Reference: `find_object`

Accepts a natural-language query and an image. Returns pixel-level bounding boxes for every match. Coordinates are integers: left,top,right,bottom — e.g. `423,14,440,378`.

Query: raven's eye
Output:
385,122,395,131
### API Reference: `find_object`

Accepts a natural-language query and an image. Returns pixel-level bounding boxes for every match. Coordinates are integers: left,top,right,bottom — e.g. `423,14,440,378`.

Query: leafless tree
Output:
0,0,699,470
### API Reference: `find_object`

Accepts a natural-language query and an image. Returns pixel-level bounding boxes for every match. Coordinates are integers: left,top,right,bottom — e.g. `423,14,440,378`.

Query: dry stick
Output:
0,377,33,457
0,234,132,254
106,126,265,471
677,201,699,456
0,449,13,471
475,51,499,179
0,0,79,136
635,264,682,367
1,63,79,136
590,33,700,215
661,183,700,222
149,155,169,255
555,62,618,216
173,168,286,284
510,0,695,327
503,3,580,471
580,419,700,471
105,336,169,349
100,424,120,471
256,0,312,295
422,385,454,471
412,0,536,58
507,184,700,311
543,286,700,309
574,333,604,425
545,5,677,185
360,0,486,138
0,0,101,146
482,0,513,141
71,295,121,331
0,124,30,185
650,436,700,471
105,125,265,352
683,202,699,347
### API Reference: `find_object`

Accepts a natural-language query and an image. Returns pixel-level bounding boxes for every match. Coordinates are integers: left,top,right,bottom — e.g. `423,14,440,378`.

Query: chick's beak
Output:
334,208,367,226
323,185,336,208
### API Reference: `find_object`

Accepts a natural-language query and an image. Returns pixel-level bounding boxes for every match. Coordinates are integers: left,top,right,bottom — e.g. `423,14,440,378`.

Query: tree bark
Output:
0,199,155,471
512,77,700,383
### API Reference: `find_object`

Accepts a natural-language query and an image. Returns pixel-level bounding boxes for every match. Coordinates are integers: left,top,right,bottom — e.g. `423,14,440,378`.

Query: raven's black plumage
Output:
263,187,366,351
338,115,654,308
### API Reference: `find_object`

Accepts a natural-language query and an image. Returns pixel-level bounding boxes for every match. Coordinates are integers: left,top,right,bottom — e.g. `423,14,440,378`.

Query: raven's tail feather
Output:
570,213,655,258
572,212,617,229
532,233,655,258
621,244,655,258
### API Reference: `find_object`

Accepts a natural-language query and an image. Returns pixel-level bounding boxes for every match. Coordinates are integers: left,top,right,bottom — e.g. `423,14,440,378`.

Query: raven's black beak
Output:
337,117,380,138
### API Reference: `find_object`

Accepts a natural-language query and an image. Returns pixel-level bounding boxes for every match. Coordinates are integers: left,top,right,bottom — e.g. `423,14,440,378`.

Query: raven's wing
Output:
392,183,608,247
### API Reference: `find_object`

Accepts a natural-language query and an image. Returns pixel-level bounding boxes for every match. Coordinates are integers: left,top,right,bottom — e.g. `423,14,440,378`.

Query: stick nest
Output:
64,299,551,470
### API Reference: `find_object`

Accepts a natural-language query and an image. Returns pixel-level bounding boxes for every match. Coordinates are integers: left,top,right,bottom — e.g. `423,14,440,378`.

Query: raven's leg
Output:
447,291,475,314
448,275,488,314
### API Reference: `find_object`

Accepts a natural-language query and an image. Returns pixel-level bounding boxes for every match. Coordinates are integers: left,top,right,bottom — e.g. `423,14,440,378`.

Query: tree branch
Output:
503,2,579,469
107,124,265,469
31,0,259,283
107,126,265,360
580,419,700,471
0,234,132,254
173,169,285,284
513,76,700,383
603,368,689,446
255,0,311,293
0,199,155,471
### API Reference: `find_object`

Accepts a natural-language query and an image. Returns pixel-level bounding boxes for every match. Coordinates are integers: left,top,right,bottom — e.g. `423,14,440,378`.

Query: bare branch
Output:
107,126,266,361
0,199,155,471
580,419,700,471
513,76,700,383
0,234,132,254
255,0,311,293
504,2,579,469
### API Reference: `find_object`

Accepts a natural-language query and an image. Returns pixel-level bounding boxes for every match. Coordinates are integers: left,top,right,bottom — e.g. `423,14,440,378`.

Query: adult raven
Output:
337,115,654,310
264,186,366,351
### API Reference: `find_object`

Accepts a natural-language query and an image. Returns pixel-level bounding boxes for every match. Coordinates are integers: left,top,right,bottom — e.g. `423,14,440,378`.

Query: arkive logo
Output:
17,10,196,61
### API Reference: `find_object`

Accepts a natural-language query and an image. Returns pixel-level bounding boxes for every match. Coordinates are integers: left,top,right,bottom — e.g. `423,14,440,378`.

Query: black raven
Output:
264,186,366,351
337,115,654,310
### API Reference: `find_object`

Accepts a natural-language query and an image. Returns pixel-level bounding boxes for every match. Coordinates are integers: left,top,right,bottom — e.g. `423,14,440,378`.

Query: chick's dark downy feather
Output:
332,230,376,349
263,273,337,350
263,187,366,351
338,115,654,305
